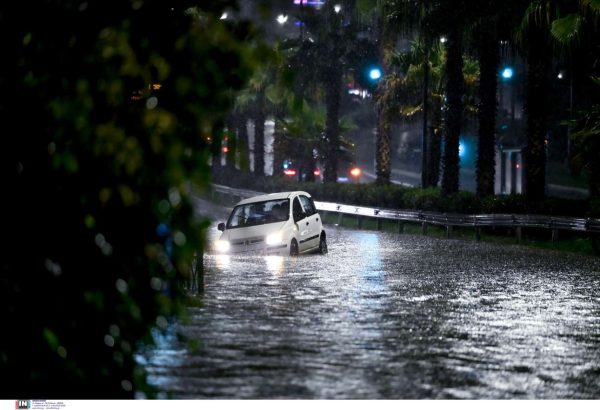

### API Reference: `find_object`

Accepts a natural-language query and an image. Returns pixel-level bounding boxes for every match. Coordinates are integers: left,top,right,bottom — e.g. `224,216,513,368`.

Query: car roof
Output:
236,191,311,206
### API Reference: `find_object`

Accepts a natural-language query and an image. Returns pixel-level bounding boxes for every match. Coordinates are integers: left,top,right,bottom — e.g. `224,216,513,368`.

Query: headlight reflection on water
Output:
265,255,284,275
215,254,231,269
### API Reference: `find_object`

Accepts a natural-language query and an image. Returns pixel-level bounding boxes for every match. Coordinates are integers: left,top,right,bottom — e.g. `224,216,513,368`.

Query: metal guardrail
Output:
210,184,600,241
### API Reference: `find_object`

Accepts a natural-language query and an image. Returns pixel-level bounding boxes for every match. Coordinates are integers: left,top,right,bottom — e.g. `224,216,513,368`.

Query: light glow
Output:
369,68,382,80
350,167,362,177
501,67,514,79
277,14,288,24
265,255,284,274
284,169,297,176
214,240,230,253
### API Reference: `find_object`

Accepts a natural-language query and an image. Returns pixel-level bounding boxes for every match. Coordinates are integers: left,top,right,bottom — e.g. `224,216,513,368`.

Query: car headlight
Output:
265,233,283,246
214,240,230,253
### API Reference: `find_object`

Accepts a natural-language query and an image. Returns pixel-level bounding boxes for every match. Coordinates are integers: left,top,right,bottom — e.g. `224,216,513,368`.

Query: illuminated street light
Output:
501,67,514,80
350,167,361,177
277,14,288,24
220,12,228,20
458,140,466,159
334,4,342,13
440,36,447,43
369,68,382,80
557,71,564,80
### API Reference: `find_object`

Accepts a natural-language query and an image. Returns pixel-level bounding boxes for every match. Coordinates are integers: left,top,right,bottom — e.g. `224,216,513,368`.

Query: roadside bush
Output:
212,169,598,218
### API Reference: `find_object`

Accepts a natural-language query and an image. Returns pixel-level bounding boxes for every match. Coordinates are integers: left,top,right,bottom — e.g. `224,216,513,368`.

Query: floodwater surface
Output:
142,205,600,399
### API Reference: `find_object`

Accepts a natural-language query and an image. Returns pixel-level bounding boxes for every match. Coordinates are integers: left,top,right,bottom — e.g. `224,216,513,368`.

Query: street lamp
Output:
501,67,514,80
369,68,382,81
276,14,288,25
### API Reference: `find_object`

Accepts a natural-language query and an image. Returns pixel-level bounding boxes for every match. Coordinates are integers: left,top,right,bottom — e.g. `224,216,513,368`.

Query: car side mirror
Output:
217,222,225,231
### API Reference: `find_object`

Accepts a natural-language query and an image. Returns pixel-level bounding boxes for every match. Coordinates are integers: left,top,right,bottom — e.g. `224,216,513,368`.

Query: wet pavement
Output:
142,202,600,399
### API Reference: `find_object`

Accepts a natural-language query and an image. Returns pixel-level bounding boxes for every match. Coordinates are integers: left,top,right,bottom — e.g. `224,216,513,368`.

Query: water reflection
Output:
214,254,231,269
265,255,284,275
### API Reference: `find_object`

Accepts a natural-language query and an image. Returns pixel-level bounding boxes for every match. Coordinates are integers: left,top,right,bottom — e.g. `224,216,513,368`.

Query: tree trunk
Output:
442,27,464,195
375,13,395,185
237,115,249,172
524,24,550,201
476,25,500,197
324,66,341,183
225,114,237,171
254,90,265,177
376,103,392,184
421,40,431,187
272,119,285,179
428,103,443,187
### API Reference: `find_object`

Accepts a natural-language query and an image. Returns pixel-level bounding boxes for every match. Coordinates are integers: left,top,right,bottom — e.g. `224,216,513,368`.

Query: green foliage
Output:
1,0,252,398
568,89,600,197
551,14,583,44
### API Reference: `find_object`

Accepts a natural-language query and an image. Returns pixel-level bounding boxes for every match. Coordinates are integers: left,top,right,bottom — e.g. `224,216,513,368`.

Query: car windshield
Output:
226,199,290,229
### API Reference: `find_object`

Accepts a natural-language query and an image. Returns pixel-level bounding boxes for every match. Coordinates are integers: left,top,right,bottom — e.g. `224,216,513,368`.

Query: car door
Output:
292,196,311,252
299,195,320,250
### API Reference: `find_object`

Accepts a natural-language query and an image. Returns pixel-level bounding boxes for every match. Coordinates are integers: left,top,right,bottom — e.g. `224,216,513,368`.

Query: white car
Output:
214,191,327,256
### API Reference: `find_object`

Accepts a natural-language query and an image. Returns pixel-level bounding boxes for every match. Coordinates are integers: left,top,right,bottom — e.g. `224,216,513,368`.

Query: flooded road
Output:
143,204,600,399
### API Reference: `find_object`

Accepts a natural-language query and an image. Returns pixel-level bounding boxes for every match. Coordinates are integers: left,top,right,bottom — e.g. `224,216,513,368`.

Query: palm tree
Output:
514,0,600,201
569,80,600,198
441,25,465,195
472,0,525,197
518,1,554,201
361,0,428,185
474,11,500,197
274,101,356,182
549,1,600,198
287,2,352,183
424,0,469,195
234,74,266,176
234,47,284,177
394,37,446,187
374,1,398,185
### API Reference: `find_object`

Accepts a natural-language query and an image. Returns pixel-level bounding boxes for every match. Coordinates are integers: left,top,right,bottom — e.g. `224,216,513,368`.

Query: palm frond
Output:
551,14,583,45
517,1,541,44
581,0,600,14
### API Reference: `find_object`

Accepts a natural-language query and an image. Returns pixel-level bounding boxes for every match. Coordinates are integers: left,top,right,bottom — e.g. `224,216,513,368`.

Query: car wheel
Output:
290,239,299,256
318,234,328,255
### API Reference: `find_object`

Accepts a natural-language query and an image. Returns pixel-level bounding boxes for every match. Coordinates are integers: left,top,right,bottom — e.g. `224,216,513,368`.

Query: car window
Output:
226,199,289,229
299,195,315,216
293,197,304,222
